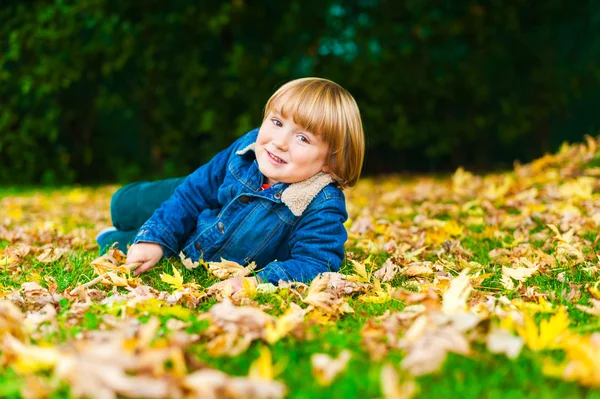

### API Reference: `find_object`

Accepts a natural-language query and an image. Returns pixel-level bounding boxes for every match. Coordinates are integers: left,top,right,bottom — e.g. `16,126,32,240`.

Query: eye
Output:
297,134,310,144
271,118,282,127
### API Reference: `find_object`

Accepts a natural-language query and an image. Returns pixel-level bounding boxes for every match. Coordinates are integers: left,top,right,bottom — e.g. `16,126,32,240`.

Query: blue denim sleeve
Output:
133,135,246,256
256,196,348,284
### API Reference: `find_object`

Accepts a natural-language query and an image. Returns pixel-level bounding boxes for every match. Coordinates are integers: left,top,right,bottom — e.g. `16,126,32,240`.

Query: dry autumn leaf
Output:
311,350,351,386
205,258,257,280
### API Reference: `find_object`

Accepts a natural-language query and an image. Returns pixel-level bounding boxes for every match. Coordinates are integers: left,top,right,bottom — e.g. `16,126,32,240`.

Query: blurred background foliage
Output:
1,0,599,184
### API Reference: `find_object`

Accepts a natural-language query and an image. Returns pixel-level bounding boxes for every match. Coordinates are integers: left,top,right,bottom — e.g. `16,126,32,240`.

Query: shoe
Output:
96,226,117,241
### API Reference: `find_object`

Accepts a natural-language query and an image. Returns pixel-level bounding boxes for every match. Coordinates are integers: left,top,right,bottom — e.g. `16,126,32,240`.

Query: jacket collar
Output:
235,143,334,216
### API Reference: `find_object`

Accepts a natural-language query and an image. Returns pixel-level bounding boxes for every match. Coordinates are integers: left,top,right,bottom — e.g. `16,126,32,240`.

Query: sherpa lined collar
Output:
235,143,334,216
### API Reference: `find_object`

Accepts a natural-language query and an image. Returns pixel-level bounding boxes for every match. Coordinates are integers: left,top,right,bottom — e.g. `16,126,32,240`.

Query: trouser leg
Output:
110,177,187,231
98,176,186,254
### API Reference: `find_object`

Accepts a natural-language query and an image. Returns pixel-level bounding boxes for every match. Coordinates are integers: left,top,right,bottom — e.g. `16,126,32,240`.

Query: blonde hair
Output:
263,77,365,188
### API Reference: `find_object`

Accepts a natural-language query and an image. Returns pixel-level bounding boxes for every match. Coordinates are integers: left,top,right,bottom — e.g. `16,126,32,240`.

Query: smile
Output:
266,150,287,164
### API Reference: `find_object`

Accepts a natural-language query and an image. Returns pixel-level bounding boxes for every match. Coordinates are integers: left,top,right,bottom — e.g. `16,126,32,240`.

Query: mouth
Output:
266,150,287,164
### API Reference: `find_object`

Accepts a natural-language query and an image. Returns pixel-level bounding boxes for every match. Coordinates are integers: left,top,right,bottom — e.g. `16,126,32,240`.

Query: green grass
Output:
3,169,600,398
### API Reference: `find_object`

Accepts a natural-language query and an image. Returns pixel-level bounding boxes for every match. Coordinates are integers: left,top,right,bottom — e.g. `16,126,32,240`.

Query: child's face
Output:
256,111,329,185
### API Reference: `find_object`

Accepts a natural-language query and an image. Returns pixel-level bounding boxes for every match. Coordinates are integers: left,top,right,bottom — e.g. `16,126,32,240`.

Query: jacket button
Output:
239,195,253,204
217,222,225,233
195,242,202,250
274,192,282,200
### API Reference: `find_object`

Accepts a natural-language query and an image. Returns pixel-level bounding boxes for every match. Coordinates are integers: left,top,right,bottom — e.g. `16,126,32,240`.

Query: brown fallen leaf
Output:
441,269,472,315
179,251,199,270
205,258,256,280
374,258,401,282
311,350,352,386
184,368,287,399
405,262,433,277
486,326,524,359
204,300,274,356
381,363,418,399
399,314,471,376
0,300,25,339
35,245,69,263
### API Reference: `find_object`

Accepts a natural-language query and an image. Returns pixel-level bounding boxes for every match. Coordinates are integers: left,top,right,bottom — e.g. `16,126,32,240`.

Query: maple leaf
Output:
373,258,400,282
516,307,570,351
402,246,428,262
160,267,184,292
206,300,274,356
486,326,524,359
0,300,25,339
239,277,257,298
359,279,391,304
2,335,60,373
443,220,464,237
405,262,433,277
303,274,336,310
346,257,372,282
35,245,68,263
441,269,472,315
179,251,199,270
205,258,256,280
264,303,305,344
501,263,539,290
399,315,471,376
0,256,16,267
184,368,287,399
248,346,284,380
380,364,418,399
311,350,351,386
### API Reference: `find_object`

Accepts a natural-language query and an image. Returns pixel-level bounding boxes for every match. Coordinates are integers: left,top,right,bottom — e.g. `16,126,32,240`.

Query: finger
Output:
133,260,154,276
123,262,142,272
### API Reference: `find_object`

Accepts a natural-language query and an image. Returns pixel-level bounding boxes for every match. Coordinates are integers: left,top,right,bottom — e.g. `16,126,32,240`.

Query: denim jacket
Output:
133,128,348,284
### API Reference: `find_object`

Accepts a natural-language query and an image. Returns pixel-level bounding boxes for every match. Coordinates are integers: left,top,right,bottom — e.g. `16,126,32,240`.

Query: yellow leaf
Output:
558,177,594,200
441,269,472,315
516,307,570,351
403,247,428,262
588,281,600,299
241,277,257,298
248,346,283,380
443,220,464,237
103,272,129,286
359,279,391,304
160,267,184,292
0,256,16,267
264,303,305,344
347,257,372,282
3,336,59,374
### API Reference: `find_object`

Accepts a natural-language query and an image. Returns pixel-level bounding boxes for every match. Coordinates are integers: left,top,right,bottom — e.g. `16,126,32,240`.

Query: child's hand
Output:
126,243,164,276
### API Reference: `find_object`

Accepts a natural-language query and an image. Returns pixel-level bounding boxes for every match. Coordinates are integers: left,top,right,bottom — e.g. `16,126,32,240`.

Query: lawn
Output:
1,138,600,398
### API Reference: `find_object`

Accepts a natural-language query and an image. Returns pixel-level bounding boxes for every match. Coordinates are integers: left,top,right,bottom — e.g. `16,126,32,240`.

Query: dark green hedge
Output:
1,1,599,184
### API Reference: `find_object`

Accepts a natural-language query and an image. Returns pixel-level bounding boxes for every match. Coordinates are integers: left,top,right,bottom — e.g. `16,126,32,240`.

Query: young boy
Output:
98,77,365,291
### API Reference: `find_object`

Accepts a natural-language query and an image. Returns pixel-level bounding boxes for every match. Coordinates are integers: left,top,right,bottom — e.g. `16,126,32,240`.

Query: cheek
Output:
257,130,272,144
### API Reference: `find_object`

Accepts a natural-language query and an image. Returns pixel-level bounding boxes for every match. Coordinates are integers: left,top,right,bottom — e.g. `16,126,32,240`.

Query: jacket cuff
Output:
133,222,178,257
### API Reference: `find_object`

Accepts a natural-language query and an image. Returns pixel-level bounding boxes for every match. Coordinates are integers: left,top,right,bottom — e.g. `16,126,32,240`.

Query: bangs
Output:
264,81,344,147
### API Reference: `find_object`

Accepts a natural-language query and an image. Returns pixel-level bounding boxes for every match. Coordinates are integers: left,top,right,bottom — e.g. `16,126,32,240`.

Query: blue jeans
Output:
98,177,186,254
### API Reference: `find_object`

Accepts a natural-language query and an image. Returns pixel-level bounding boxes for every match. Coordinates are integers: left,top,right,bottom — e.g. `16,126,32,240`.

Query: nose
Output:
272,132,289,151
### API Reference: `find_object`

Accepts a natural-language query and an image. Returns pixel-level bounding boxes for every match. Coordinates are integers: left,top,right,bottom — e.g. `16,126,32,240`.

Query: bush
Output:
1,0,599,183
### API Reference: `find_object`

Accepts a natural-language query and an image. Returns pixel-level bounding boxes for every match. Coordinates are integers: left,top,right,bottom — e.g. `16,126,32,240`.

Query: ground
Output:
1,138,600,398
